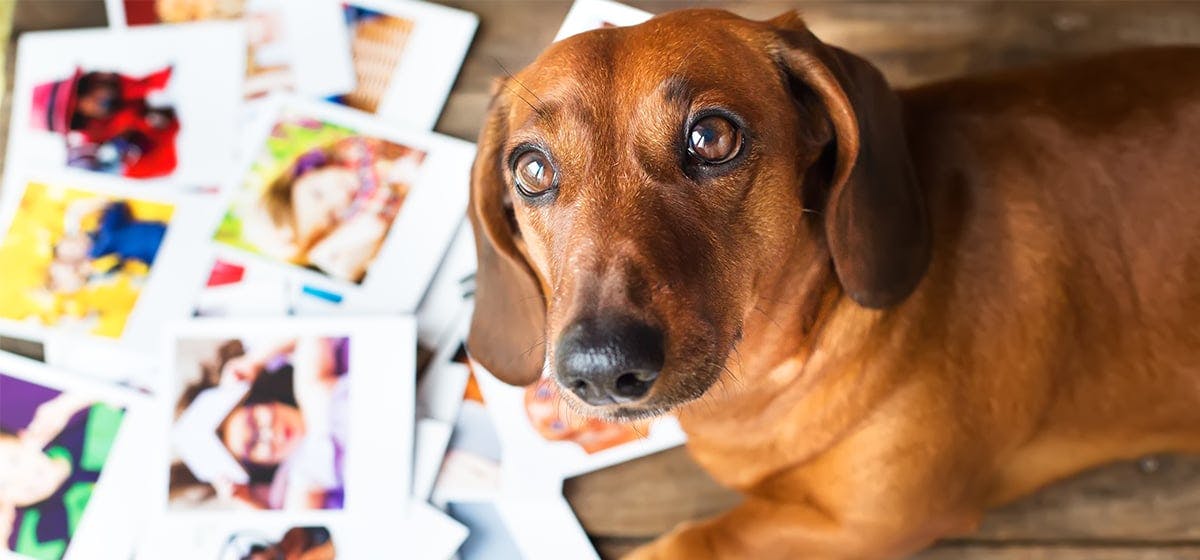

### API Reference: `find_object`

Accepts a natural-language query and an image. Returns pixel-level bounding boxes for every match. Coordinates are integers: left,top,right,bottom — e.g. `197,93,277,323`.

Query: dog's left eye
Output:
688,115,742,165
511,148,558,198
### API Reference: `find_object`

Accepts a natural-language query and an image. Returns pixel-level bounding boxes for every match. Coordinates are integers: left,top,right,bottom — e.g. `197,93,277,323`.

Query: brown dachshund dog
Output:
467,9,1200,559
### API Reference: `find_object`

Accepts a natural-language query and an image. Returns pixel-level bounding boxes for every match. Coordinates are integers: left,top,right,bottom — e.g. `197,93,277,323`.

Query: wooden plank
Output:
974,456,1200,542
915,544,1200,560
594,539,1200,560
563,446,741,537
565,451,1200,541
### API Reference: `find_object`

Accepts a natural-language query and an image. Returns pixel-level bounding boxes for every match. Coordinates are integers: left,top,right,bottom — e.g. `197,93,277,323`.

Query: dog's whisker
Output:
494,57,550,118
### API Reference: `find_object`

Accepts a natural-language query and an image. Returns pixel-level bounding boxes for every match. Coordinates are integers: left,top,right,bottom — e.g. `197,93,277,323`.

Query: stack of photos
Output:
0,0,688,558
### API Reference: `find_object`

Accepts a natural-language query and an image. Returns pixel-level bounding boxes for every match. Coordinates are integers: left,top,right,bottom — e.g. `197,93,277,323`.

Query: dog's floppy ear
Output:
769,12,931,308
467,83,546,386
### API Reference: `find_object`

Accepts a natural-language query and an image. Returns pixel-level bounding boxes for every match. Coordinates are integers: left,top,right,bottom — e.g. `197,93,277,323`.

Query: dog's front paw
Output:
625,521,718,560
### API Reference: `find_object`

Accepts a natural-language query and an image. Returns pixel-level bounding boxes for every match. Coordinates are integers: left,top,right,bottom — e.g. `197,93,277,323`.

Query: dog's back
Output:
896,47,1200,500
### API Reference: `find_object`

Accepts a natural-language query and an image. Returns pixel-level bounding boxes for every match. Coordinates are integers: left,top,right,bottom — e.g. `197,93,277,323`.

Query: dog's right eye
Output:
687,115,743,165
511,148,558,199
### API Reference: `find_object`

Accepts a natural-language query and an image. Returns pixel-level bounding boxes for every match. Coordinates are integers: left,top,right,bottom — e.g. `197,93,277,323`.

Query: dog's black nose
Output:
555,316,664,406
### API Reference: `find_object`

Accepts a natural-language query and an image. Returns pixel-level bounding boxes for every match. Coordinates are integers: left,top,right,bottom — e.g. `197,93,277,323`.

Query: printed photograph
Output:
433,373,502,504
219,525,336,560
524,376,651,455
31,65,180,178
553,0,650,42
1,373,126,560
0,182,173,339
13,24,244,188
168,336,351,511
114,0,354,100
446,503,521,560
214,110,426,284
337,4,414,113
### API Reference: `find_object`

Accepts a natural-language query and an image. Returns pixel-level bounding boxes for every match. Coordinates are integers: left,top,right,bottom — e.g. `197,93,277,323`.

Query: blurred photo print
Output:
30,66,180,179
554,0,649,42
9,24,245,189
0,352,151,560
168,335,354,511
135,513,348,560
108,0,356,101
163,317,414,526
335,0,476,130
473,360,686,495
0,173,218,388
220,525,335,560
0,181,171,339
212,97,473,314
216,108,425,285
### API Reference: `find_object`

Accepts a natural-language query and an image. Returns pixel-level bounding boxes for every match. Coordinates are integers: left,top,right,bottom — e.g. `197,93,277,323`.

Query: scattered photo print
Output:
219,525,336,560
11,24,244,188
1,373,126,559
31,65,180,178
524,376,651,455
111,0,354,100
119,0,243,24
0,181,173,339
338,5,414,113
326,0,476,130
214,110,426,285
168,336,351,511
446,503,521,560
473,356,686,487
554,0,650,42
432,373,500,504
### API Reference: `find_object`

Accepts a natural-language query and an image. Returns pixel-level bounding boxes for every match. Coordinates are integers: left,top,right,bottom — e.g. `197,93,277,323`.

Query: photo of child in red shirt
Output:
30,66,180,179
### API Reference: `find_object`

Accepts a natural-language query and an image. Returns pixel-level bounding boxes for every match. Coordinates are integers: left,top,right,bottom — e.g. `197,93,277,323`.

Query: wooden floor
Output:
8,1,1200,558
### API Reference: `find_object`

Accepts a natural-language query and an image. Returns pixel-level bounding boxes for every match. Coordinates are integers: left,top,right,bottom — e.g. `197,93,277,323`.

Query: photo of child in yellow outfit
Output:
0,182,174,338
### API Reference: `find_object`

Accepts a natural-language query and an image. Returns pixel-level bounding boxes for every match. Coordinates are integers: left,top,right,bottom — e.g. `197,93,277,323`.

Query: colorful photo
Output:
337,5,414,113
31,66,180,178
219,525,336,560
322,0,476,130
1,373,126,559
338,6,412,113
120,0,244,24
0,182,173,339
168,336,351,511
214,111,426,284
113,0,354,101
12,25,245,189
524,376,651,455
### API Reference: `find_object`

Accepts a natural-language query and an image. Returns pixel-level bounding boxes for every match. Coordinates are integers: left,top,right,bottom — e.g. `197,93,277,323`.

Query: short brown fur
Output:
468,9,1200,559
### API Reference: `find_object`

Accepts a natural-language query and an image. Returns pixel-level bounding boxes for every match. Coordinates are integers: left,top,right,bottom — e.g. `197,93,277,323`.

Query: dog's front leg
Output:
625,493,977,560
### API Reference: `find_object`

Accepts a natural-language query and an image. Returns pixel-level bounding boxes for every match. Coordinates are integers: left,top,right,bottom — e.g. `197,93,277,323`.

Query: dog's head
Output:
468,10,930,419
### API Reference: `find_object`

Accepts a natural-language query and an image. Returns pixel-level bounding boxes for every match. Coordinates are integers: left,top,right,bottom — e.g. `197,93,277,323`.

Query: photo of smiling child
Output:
1,373,126,559
214,110,425,285
168,335,351,511
0,181,173,339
